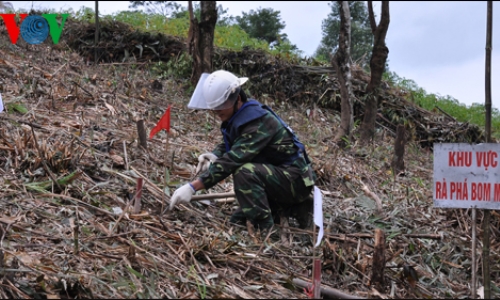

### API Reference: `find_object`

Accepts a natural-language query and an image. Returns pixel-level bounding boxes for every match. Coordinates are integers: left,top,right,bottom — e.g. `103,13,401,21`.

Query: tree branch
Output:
368,1,376,33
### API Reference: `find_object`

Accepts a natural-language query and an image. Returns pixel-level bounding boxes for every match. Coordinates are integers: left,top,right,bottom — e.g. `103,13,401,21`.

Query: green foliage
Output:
188,264,208,299
102,10,188,37
235,7,286,45
72,3,298,60
102,10,269,51
152,52,192,79
6,102,28,114
316,1,373,68
269,39,303,59
385,72,500,140
215,24,268,51
128,1,234,26
74,6,96,22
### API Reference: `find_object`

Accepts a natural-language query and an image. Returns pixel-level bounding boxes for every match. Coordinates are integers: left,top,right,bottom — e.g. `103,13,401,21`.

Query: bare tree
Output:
359,1,390,144
331,1,354,145
482,3,493,299
95,1,99,65
187,1,217,86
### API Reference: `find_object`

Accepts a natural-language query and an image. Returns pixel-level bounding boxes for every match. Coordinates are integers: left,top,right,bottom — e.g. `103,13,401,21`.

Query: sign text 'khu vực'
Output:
433,143,500,209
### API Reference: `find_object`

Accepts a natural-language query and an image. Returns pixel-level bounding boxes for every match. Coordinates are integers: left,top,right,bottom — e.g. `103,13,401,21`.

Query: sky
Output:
9,1,499,110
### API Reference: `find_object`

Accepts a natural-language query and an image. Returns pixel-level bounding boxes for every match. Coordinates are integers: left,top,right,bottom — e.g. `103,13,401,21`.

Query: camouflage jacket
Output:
198,100,315,190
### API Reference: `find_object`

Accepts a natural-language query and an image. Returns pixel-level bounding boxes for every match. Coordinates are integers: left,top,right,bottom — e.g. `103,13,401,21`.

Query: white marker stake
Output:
313,186,324,247
0,93,3,113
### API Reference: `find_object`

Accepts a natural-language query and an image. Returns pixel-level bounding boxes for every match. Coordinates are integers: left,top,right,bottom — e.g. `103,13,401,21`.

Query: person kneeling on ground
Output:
168,70,316,235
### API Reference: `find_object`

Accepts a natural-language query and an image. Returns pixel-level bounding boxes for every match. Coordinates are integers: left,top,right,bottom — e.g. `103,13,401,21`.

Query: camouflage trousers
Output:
231,162,313,230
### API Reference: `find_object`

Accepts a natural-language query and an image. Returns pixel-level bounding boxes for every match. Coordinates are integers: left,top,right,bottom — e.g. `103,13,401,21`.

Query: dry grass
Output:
0,34,499,299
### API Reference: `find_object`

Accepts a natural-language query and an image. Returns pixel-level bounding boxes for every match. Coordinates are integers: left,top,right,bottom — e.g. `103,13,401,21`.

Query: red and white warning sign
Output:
434,143,500,209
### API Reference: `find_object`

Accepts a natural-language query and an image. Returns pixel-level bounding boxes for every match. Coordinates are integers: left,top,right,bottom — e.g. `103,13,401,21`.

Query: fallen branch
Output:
70,80,94,98
435,105,457,122
404,233,442,239
273,274,365,299
192,192,235,202
40,192,113,216
0,218,63,240
98,61,153,66
360,181,383,215
50,62,67,77
25,170,83,193
328,233,442,240
0,115,47,130
103,166,165,204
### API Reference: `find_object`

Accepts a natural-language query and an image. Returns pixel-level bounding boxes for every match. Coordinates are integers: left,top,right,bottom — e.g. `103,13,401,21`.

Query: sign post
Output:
434,143,500,298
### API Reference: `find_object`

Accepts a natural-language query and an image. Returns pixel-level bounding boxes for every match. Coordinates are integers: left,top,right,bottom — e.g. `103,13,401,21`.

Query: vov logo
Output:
0,13,68,45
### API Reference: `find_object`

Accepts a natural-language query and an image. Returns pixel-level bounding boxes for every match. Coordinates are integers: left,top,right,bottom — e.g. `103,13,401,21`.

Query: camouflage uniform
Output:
198,100,316,230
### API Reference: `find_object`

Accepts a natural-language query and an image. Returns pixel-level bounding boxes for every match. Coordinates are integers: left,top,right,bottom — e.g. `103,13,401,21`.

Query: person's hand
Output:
196,152,218,174
169,183,195,211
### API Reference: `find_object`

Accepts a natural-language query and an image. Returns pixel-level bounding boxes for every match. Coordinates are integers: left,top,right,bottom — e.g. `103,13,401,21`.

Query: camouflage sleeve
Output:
198,113,279,190
211,142,226,158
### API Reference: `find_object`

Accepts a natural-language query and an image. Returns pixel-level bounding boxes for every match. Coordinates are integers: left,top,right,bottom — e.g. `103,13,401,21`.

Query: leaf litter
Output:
0,17,498,299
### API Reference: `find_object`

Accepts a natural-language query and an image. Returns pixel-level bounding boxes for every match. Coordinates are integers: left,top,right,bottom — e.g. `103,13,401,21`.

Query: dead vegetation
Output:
64,17,485,149
0,17,498,299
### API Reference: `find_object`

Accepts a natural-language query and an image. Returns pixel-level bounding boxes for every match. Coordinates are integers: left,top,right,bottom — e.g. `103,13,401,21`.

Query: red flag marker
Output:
149,105,171,139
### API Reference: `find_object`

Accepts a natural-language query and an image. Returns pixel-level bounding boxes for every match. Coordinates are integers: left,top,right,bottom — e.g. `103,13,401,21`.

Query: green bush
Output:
152,53,192,80
75,10,295,60
386,73,500,140
214,24,268,51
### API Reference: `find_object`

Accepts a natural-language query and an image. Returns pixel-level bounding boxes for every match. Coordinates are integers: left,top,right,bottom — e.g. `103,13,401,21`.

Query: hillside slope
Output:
0,19,498,299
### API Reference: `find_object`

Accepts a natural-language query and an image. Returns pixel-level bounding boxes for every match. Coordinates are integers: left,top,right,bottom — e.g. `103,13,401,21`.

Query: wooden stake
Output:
165,131,170,167
482,209,491,299
123,140,129,171
312,259,321,298
371,228,386,291
136,119,148,151
133,178,143,214
391,124,406,176
311,219,321,299
74,206,80,254
471,208,477,299
279,211,291,245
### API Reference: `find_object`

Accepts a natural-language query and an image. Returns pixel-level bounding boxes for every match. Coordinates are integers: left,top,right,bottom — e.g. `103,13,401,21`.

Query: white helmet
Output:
188,70,248,110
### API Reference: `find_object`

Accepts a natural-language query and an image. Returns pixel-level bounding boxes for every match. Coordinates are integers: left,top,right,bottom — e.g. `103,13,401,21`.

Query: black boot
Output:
256,219,278,241
229,207,247,226
291,196,313,229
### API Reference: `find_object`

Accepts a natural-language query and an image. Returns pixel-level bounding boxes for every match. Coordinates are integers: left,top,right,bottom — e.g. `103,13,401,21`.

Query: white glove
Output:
169,183,195,211
195,152,218,174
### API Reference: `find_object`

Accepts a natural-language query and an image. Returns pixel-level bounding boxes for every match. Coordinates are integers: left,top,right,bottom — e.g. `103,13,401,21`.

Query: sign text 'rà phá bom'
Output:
433,144,500,209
